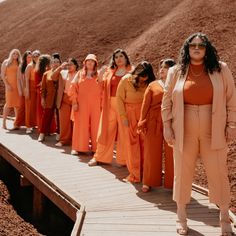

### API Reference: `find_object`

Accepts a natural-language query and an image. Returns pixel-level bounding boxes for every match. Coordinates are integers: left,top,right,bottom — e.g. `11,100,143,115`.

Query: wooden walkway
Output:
0,119,235,236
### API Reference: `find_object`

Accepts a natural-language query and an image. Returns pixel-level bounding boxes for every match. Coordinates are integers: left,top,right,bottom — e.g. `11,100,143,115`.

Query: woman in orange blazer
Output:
1,49,22,130
52,58,78,146
25,50,40,133
116,61,156,183
15,51,32,129
138,59,176,193
162,32,236,235
69,54,102,154
88,49,132,166
38,54,61,142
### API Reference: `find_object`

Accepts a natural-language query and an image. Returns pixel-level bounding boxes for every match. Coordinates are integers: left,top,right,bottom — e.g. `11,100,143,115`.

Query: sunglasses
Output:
189,42,206,50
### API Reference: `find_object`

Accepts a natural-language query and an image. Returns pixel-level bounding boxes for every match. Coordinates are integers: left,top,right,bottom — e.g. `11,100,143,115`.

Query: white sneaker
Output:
71,150,78,155
55,133,60,141
55,142,63,147
38,133,45,142
26,128,32,134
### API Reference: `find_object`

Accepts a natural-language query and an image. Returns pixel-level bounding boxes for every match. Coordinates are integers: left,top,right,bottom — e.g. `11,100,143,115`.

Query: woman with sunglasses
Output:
137,59,176,193
52,58,79,147
162,32,236,235
116,61,156,183
25,50,41,133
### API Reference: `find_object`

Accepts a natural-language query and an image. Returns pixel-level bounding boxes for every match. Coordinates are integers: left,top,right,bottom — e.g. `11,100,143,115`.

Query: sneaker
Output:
71,150,78,155
88,158,98,166
38,133,45,142
26,128,32,134
55,133,60,141
55,142,63,147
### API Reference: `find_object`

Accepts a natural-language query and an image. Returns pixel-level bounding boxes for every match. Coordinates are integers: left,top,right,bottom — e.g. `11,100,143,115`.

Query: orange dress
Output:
25,65,37,128
116,74,146,182
139,80,174,188
5,63,20,107
69,71,102,152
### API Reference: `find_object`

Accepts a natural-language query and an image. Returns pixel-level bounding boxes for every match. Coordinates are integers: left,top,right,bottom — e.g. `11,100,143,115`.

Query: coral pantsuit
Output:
69,72,102,152
25,65,37,128
94,68,131,165
116,74,146,182
139,81,173,188
162,62,236,207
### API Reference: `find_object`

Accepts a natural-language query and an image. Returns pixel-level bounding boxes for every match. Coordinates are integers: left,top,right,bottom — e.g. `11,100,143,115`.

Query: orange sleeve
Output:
68,82,79,105
140,85,152,122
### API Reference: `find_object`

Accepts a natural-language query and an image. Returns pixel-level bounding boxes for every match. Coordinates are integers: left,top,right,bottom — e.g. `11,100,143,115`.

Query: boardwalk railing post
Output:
71,205,86,236
33,186,44,221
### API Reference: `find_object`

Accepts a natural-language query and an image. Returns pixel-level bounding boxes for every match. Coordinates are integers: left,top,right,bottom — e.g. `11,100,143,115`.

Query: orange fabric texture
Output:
69,72,102,152
5,64,20,107
139,81,174,188
25,68,37,128
14,96,25,127
184,64,213,105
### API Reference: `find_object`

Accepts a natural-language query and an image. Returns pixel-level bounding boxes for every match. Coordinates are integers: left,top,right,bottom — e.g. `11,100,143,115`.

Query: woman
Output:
69,54,102,154
25,50,41,133
116,61,156,183
88,49,132,166
52,58,78,146
14,51,32,129
1,49,22,130
138,59,176,193
35,54,52,134
162,32,236,235
38,54,60,142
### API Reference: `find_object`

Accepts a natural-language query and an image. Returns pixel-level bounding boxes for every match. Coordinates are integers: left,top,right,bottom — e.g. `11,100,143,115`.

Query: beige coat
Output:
161,62,236,151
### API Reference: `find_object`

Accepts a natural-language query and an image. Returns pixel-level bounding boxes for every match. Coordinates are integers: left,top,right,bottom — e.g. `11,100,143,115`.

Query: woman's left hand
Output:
226,126,236,142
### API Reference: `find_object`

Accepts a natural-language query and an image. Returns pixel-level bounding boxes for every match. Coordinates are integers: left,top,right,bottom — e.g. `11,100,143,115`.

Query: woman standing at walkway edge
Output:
162,32,236,235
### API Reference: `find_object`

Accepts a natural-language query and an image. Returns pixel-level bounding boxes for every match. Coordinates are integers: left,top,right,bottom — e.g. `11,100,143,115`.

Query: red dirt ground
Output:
0,0,236,234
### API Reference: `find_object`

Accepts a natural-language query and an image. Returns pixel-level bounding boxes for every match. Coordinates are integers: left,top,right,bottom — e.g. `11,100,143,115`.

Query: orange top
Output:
110,75,122,97
184,64,213,105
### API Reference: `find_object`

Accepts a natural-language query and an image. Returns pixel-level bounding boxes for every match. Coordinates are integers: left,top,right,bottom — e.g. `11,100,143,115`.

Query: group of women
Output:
1,32,235,235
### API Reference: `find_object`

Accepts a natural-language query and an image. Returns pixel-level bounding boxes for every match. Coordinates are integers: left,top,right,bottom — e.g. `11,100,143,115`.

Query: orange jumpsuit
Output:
69,71,102,152
25,64,37,128
116,74,146,182
138,81,174,188
94,67,131,165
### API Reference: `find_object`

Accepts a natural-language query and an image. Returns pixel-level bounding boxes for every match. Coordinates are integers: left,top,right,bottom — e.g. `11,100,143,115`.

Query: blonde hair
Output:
6,49,22,67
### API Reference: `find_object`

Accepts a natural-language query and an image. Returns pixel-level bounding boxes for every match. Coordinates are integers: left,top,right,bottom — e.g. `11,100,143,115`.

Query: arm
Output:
68,71,80,111
116,76,128,125
17,67,23,96
51,62,68,81
24,64,32,99
1,60,12,91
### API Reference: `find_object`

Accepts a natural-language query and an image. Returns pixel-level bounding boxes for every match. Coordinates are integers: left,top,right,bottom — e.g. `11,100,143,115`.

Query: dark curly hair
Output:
109,48,131,69
132,61,156,89
178,32,221,75
36,54,51,77
21,50,32,74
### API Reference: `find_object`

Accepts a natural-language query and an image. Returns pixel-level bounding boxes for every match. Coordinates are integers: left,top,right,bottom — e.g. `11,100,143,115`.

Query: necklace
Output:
190,66,204,77
115,68,126,76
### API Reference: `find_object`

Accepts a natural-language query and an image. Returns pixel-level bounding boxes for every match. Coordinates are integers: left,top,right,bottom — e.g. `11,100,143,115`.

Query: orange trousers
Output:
14,96,25,127
94,97,126,165
124,103,144,183
25,90,37,128
59,93,72,145
173,104,230,207
143,108,174,188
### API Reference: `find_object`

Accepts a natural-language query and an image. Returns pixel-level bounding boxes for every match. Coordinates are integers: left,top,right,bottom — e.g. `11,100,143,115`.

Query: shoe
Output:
56,133,60,141
176,220,188,235
10,126,19,131
71,150,78,155
55,142,63,147
88,158,98,166
141,185,151,193
26,128,32,134
38,133,45,142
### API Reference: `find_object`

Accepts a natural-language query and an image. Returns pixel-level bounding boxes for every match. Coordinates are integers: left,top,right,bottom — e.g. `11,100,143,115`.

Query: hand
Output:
226,126,236,142
137,120,147,135
122,119,129,127
61,62,69,70
163,126,175,147
41,98,46,109
72,103,78,111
